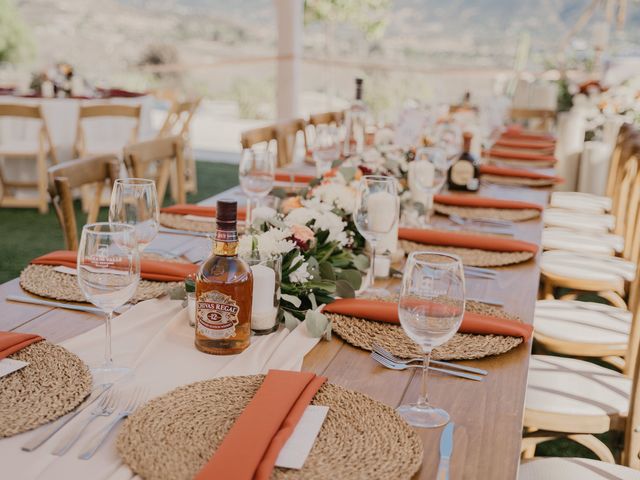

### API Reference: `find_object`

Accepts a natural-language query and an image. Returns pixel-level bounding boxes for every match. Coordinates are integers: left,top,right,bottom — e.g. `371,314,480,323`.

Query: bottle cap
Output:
355,77,363,86
216,199,237,230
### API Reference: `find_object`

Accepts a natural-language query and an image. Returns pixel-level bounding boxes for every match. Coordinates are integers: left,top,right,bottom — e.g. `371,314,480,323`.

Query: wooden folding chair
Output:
274,118,309,167
123,136,185,205
74,104,141,157
0,104,58,213
48,155,120,250
308,111,345,127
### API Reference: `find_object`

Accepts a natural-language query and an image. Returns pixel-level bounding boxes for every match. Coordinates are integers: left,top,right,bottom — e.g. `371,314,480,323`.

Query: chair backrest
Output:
48,155,120,250
274,118,309,167
309,111,345,127
606,123,635,198
157,98,201,139
509,108,556,131
241,124,277,150
75,104,142,157
123,136,185,204
0,103,57,162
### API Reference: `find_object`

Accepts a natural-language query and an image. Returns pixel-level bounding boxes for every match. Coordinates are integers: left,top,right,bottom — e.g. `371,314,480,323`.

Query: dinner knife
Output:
7,295,103,314
437,422,454,480
159,227,211,238
21,383,113,452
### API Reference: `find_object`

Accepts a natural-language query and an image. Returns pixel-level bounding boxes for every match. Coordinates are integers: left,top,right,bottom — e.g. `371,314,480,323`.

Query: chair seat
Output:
550,191,612,213
526,355,630,418
542,228,623,255
534,299,631,345
541,250,636,287
519,457,640,480
543,208,615,233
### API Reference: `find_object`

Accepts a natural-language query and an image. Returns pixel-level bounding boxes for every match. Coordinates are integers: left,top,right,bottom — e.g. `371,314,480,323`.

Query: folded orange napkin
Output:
275,172,316,184
31,251,198,282
195,370,327,480
494,138,556,150
160,204,247,221
323,298,533,340
501,125,555,142
479,164,563,183
433,194,543,211
398,228,538,255
485,149,557,164
0,331,43,360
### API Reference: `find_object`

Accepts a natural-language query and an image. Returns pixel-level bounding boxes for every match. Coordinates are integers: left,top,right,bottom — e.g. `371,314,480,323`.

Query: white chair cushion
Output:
519,457,640,480
542,228,623,255
526,355,630,417
543,208,615,233
534,299,631,345
541,250,636,283
550,191,612,212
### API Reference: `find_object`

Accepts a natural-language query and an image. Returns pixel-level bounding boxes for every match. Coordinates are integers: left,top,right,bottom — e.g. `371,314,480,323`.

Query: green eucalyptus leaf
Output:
305,310,330,338
319,261,336,280
281,293,302,308
331,159,342,169
335,279,355,298
353,254,370,272
270,187,288,199
169,285,187,300
283,310,301,331
337,269,362,290
338,166,356,182
309,292,318,310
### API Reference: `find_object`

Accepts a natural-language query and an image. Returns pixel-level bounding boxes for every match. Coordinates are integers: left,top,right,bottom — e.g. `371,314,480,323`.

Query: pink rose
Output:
289,224,315,251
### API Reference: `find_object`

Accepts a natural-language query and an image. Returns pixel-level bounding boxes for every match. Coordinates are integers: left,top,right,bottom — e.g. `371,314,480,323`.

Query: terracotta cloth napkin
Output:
323,298,533,340
479,164,563,183
501,126,556,142
160,204,247,221
0,331,43,360
398,228,538,255
433,194,543,211
494,138,556,150
275,172,316,184
195,369,327,480
485,149,557,164
31,250,198,282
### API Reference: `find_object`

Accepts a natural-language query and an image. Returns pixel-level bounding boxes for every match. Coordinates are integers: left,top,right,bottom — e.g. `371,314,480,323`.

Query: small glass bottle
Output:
447,132,480,192
343,78,367,157
195,200,253,355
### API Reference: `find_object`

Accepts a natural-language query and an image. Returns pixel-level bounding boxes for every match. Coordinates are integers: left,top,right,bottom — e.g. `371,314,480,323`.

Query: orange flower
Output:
281,196,303,214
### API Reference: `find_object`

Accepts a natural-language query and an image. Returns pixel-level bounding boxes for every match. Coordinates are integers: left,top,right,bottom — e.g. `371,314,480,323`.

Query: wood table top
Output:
0,176,548,480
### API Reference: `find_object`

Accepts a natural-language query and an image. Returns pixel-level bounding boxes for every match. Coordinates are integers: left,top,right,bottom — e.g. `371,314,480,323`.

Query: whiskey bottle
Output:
447,131,480,192
195,200,253,355
343,77,367,157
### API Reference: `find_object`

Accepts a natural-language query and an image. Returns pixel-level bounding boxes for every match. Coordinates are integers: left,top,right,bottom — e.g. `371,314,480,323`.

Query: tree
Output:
0,0,34,63
304,0,391,40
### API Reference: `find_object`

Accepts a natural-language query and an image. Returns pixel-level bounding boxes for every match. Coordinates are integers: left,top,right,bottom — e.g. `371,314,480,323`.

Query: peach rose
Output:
290,224,315,244
280,196,303,214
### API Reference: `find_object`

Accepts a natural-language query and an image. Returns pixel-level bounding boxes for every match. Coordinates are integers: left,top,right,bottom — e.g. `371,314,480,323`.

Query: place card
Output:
275,405,329,470
184,214,215,223
0,358,29,379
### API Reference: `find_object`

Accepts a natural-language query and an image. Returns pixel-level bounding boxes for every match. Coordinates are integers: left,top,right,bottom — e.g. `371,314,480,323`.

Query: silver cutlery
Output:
21,383,113,452
159,227,211,238
437,422,454,480
464,266,498,280
370,352,484,381
52,389,117,456
372,344,488,376
449,214,514,228
7,295,103,315
78,387,147,460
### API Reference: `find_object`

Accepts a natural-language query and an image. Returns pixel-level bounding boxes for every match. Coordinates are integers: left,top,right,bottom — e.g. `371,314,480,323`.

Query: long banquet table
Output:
0,177,547,480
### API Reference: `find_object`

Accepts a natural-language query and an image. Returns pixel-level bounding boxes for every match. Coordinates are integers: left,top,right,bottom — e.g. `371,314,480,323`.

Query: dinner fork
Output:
370,352,484,381
52,389,117,456
449,214,514,228
78,387,147,460
371,344,488,376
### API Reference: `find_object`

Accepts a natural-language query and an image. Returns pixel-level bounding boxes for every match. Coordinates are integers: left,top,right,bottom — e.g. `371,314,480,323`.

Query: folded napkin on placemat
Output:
31,251,197,282
161,204,247,221
324,298,532,340
501,126,555,142
275,172,316,184
485,149,557,164
433,194,543,211
493,138,555,150
0,331,43,360
479,164,563,183
398,228,538,254
196,369,327,480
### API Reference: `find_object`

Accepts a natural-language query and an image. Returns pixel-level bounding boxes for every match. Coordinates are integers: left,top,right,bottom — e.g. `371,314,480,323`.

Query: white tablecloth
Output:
0,299,320,480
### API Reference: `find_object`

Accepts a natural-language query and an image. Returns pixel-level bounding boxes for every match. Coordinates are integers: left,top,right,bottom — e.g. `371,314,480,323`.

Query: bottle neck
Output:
355,85,363,101
214,227,239,256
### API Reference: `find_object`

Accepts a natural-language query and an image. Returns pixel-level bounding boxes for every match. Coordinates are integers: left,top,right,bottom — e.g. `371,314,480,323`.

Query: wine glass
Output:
397,251,465,428
435,121,462,166
77,223,140,379
109,178,159,252
412,147,448,225
239,149,275,227
313,125,340,177
353,175,399,297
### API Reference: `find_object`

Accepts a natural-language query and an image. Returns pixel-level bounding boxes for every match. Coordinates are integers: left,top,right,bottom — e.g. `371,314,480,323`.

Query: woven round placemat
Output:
399,240,535,267
329,300,523,361
482,174,555,187
0,341,92,437
117,375,423,480
159,213,213,233
434,204,540,222
20,264,180,304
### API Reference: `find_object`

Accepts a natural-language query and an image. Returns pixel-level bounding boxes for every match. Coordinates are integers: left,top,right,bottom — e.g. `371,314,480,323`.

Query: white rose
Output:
289,256,311,284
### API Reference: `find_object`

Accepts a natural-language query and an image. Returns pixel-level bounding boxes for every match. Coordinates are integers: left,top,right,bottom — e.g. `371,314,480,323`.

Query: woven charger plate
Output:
482,174,555,187
159,212,213,233
329,300,523,361
20,264,180,304
434,204,540,222
0,341,92,437
399,240,534,267
117,375,423,480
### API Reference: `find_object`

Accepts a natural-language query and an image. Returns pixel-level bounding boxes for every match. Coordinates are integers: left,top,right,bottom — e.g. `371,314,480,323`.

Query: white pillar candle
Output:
408,161,434,204
250,264,277,330
374,255,391,278
366,190,397,233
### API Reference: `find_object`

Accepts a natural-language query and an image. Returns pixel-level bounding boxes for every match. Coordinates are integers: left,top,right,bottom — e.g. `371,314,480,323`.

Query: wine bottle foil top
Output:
216,199,237,230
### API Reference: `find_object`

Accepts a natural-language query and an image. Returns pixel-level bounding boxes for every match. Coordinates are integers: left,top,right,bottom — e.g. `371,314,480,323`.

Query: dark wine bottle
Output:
447,132,480,192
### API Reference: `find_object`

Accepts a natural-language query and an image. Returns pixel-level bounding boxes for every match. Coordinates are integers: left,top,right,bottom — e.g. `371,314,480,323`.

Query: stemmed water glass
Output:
412,147,448,225
313,125,340,177
397,251,465,428
353,175,399,297
109,178,159,252
239,149,275,227
77,223,140,380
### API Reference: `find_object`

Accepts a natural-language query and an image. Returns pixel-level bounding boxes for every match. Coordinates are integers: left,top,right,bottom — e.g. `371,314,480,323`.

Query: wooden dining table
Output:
0,174,548,480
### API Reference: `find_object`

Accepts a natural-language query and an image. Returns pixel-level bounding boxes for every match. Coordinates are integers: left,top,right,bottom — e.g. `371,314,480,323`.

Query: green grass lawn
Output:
0,161,238,283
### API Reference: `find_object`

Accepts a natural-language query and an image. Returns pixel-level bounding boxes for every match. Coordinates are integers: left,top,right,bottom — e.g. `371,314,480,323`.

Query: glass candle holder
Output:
241,252,282,335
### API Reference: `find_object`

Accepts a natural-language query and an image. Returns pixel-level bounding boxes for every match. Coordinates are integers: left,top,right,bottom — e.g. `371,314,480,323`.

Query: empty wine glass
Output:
412,147,448,225
239,149,275,226
313,125,340,177
435,121,462,166
77,223,140,380
109,178,159,252
353,175,399,297
397,251,465,428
